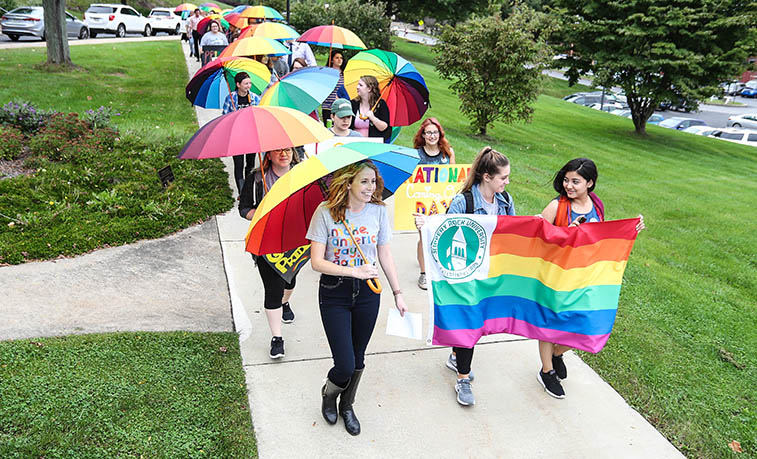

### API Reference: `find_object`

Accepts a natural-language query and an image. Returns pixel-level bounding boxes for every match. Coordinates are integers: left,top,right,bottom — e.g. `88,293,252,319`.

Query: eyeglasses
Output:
424,131,440,136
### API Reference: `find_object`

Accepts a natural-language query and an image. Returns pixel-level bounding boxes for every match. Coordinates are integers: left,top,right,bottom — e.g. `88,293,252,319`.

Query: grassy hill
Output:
392,37,756,458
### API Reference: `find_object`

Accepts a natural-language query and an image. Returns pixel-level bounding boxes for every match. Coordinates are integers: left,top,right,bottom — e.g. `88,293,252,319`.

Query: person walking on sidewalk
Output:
306,160,407,435
187,9,202,62
415,146,515,406
223,72,261,195
412,117,456,290
535,158,645,398
239,148,300,359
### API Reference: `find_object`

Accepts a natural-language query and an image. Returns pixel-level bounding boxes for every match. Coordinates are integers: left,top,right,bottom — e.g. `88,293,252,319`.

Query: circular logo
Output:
430,217,487,279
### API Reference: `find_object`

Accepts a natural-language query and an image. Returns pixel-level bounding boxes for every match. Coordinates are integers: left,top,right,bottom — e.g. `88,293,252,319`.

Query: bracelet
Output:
392,289,402,296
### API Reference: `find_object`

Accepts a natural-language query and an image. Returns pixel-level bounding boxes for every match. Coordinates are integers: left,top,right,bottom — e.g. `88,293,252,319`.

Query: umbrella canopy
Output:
238,22,300,41
296,25,366,50
200,2,220,8
244,142,420,255
174,3,197,13
199,5,220,13
344,49,429,126
178,106,333,160
186,57,271,109
197,15,229,34
259,66,340,114
238,5,284,20
223,12,247,29
219,36,291,58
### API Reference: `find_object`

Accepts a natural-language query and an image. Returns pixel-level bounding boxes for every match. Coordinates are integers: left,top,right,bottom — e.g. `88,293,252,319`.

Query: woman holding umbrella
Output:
239,147,300,359
199,20,228,47
350,76,391,143
222,72,261,194
306,160,407,436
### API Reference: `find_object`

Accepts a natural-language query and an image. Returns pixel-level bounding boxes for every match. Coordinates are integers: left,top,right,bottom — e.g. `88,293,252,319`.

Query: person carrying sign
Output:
239,148,300,359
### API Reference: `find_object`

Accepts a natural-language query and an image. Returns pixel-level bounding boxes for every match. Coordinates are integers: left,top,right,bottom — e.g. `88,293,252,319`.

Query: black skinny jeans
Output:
191,30,201,59
234,154,257,194
319,274,380,387
256,256,296,310
453,346,474,375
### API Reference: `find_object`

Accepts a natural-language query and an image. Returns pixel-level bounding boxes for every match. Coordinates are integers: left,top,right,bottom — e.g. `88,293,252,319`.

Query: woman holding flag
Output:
415,146,515,406
536,158,645,399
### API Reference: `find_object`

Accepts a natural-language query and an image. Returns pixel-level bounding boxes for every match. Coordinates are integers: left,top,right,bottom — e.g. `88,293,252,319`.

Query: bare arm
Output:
377,244,408,315
310,241,379,279
537,199,559,224
245,209,255,220
448,147,456,165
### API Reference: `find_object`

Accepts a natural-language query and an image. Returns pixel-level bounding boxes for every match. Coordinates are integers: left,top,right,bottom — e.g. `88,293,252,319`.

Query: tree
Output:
290,0,391,52
434,5,555,135
42,0,73,66
552,0,757,135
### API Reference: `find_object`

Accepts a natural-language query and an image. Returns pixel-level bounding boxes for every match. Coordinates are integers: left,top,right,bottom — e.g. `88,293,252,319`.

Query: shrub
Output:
290,0,391,51
0,126,25,161
0,100,56,135
27,113,118,162
82,106,121,131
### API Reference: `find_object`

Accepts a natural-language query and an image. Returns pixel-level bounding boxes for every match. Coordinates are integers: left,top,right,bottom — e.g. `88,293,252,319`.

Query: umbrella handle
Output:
366,277,382,294
359,81,392,120
341,218,382,294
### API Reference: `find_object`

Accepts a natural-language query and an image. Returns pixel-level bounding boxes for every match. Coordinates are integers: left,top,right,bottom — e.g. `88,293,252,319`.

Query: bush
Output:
0,126,25,161
27,112,118,162
0,100,55,135
0,0,17,14
290,0,392,52
81,106,121,131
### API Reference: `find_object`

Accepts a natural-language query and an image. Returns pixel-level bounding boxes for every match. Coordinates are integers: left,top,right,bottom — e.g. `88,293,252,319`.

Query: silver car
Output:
726,114,757,129
1,6,89,41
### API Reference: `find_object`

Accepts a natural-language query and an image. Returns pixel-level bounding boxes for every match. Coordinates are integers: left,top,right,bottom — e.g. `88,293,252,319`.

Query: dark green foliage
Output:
0,126,25,161
434,6,555,135
290,0,392,52
0,100,55,134
25,112,118,162
552,0,757,134
0,332,257,457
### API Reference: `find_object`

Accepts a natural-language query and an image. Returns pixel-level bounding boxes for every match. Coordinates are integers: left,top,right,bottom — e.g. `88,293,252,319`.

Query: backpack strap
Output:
464,190,474,214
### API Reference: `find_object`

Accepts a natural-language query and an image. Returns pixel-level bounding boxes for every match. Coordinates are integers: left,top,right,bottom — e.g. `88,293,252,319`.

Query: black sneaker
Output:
281,302,295,324
269,336,285,359
537,370,565,399
552,354,567,380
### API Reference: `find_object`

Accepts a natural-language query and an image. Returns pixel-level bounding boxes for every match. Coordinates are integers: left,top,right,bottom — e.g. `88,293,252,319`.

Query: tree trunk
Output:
43,0,73,66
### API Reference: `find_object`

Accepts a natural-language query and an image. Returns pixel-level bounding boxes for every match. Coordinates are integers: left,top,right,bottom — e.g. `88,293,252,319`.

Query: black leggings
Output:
234,154,257,194
256,257,296,310
453,346,474,375
191,30,201,59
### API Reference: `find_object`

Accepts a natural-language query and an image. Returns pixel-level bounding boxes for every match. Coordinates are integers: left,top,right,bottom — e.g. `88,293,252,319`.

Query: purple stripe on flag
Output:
432,317,611,353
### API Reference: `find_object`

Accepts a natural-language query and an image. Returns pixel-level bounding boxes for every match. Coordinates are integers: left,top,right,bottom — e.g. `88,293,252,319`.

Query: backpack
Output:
447,190,512,215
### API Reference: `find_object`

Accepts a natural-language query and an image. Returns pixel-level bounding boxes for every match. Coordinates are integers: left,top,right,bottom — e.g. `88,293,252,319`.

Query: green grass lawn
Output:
392,37,756,458
0,332,256,457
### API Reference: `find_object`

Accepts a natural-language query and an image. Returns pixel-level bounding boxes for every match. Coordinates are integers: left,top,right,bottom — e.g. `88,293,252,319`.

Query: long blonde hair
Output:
326,161,385,222
460,146,510,193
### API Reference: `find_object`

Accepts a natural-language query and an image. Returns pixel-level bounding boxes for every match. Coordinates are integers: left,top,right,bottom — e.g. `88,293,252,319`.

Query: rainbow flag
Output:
421,215,640,353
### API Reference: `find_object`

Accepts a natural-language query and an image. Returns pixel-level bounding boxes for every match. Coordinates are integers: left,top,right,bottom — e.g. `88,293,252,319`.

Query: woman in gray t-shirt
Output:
306,160,407,436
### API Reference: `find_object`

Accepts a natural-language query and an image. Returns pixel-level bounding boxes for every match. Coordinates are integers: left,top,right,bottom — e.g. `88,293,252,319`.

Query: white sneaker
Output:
418,273,427,290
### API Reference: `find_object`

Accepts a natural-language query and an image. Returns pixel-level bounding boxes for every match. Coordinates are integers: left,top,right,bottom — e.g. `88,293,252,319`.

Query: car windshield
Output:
87,6,116,13
719,132,745,140
9,7,39,15
659,119,681,127
151,10,170,16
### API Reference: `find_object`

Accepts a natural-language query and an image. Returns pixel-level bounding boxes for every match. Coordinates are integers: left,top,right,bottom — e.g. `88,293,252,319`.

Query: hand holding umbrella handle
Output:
341,219,382,294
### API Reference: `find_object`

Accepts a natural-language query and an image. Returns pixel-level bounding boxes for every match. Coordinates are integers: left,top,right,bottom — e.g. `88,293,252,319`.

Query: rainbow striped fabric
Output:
421,215,640,353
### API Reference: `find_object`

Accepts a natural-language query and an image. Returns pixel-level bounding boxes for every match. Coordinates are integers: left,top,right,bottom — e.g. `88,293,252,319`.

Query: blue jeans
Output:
319,274,380,387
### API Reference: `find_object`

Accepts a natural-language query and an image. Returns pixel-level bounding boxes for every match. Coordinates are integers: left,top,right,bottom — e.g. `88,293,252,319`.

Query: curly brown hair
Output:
413,117,453,160
326,161,385,222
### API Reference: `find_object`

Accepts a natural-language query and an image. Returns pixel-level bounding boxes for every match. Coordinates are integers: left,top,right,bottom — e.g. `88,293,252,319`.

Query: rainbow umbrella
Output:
238,5,284,20
244,142,420,256
174,3,197,13
197,15,229,34
186,57,270,109
259,66,340,114
344,49,429,126
200,2,220,8
178,106,333,160
199,5,219,13
296,25,366,50
230,4,247,13
238,22,300,41
219,36,291,58
223,12,247,29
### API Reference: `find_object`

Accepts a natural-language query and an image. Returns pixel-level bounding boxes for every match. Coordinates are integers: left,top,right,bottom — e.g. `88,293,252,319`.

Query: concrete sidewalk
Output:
180,42,685,457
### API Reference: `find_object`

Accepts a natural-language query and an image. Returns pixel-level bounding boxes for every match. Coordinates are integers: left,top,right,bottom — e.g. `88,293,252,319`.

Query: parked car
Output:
84,3,150,38
726,114,757,129
659,117,706,130
1,6,89,41
147,8,181,35
722,81,745,96
708,128,757,147
565,93,618,107
739,87,757,98
609,109,631,117
589,102,624,112
647,114,665,125
682,125,721,137
658,98,694,112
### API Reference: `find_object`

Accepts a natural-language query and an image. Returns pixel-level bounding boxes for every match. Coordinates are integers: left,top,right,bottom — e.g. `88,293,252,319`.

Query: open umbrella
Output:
343,49,429,127
259,66,340,114
238,22,300,41
197,15,229,34
174,3,197,13
199,5,219,13
222,12,247,29
244,142,420,292
178,106,333,160
200,2,219,8
186,57,270,109
297,25,366,50
238,5,284,21
219,36,291,58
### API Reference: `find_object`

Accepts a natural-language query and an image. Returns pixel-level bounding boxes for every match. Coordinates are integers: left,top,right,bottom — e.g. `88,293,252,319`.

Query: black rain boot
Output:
321,378,346,425
339,368,364,436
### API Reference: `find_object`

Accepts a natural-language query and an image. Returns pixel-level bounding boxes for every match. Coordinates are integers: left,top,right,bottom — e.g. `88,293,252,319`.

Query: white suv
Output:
708,128,757,147
84,3,150,38
147,8,181,35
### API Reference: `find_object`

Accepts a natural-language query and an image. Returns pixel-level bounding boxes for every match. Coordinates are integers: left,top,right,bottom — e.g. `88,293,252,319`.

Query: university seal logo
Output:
430,217,487,279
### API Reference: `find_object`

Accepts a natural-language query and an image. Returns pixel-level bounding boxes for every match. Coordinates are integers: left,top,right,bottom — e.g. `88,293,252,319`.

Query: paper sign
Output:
302,136,382,157
386,309,423,340
393,165,472,231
